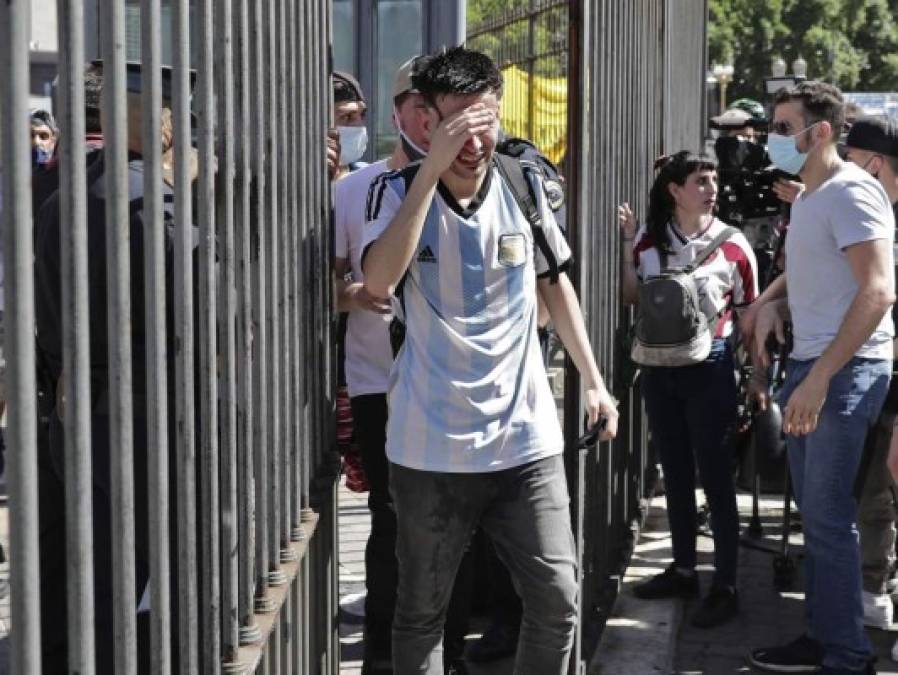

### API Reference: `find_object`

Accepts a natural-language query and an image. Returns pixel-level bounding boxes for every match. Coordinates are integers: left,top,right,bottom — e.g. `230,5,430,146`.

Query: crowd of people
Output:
333,47,898,675
4,32,898,675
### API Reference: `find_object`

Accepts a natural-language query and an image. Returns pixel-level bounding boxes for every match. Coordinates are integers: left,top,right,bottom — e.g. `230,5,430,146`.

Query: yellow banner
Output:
500,65,568,165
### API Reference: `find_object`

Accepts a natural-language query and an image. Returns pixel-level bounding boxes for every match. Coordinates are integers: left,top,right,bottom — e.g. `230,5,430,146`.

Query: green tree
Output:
709,0,898,101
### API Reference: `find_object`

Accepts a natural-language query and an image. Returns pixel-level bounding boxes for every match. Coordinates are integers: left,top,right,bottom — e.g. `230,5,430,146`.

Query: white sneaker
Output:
863,590,893,630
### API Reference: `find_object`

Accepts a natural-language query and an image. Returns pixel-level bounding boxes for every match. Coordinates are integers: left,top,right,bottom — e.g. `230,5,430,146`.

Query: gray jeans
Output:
858,409,897,594
389,454,578,675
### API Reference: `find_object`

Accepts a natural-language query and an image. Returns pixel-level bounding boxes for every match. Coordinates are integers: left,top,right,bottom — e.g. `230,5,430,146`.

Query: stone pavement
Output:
339,480,898,675
595,490,898,675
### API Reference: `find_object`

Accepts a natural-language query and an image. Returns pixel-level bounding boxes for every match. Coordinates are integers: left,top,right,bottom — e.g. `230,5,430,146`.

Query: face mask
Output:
766,122,819,176
862,155,882,180
392,108,428,162
338,125,367,166
32,145,53,167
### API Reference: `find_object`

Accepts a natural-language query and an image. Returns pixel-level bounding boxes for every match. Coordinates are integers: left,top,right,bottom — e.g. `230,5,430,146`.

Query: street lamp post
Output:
712,62,735,112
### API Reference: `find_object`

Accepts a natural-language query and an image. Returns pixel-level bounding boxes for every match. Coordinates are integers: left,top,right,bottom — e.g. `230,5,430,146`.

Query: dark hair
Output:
332,71,365,105
84,63,104,133
411,46,503,106
773,80,844,143
646,151,717,251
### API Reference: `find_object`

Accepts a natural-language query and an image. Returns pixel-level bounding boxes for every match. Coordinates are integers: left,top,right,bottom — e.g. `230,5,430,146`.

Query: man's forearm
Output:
539,275,604,389
755,273,787,307
363,163,441,298
813,285,894,379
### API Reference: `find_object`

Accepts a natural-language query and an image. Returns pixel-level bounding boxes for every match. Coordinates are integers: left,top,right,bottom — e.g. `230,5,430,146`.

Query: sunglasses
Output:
769,120,820,136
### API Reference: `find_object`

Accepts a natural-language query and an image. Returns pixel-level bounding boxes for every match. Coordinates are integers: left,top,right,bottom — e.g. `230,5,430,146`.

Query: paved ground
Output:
595,490,898,675
340,482,898,675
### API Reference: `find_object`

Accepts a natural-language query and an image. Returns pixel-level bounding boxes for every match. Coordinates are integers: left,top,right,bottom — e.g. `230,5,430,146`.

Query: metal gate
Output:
0,0,339,672
468,1,708,670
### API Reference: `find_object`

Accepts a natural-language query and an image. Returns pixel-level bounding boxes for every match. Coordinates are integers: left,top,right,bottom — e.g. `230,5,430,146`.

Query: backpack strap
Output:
683,226,739,275
493,153,561,283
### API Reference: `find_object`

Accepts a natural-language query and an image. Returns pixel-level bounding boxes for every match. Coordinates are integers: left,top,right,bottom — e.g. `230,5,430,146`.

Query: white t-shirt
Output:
785,162,895,361
633,218,759,338
334,159,394,397
362,164,571,473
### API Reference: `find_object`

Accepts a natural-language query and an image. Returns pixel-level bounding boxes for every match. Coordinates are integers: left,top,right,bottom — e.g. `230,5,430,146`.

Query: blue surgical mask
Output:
766,122,819,176
338,125,368,166
32,145,53,167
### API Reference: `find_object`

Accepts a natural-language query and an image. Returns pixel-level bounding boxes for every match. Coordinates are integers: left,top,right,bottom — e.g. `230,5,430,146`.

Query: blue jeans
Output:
641,339,739,587
389,455,578,675
780,357,890,671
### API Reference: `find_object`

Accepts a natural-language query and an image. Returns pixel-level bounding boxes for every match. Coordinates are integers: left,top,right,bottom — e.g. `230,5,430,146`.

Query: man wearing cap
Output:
333,71,370,179
34,61,188,673
842,115,898,644
335,56,474,674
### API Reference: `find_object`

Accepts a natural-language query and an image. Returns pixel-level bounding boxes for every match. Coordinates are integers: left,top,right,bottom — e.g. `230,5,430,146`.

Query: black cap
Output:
91,60,197,102
845,115,898,158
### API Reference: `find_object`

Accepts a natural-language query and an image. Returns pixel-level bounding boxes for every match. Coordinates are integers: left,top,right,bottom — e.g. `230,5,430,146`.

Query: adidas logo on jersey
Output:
417,245,437,263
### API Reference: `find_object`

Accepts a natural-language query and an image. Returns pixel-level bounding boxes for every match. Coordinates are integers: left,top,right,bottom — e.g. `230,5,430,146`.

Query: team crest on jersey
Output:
543,178,564,211
498,233,527,267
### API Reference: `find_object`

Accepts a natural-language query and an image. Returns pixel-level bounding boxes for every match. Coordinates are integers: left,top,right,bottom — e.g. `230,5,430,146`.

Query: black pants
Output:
351,394,471,665
641,340,739,588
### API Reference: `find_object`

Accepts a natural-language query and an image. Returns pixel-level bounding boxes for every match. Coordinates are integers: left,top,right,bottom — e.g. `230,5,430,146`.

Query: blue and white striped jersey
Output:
362,163,571,473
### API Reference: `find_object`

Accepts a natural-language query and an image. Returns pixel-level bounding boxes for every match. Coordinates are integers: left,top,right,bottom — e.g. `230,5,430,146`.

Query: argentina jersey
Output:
362,161,571,473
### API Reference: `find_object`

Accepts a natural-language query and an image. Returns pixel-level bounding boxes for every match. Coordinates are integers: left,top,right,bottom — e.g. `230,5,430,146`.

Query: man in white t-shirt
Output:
362,47,618,675
749,83,895,675
334,56,440,674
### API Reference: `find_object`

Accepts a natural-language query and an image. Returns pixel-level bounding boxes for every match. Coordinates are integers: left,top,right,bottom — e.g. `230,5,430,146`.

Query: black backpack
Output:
372,142,567,356
630,227,738,367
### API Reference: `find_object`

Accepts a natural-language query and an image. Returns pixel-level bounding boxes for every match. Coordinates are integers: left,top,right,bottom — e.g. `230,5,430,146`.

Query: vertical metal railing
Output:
0,1,42,672
1,0,338,673
100,1,139,671
58,0,98,673
140,0,172,672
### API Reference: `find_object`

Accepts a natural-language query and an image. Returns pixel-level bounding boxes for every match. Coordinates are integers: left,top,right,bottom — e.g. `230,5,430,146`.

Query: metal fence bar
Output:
276,0,296,572
196,0,221,666
56,0,98,671
233,0,261,651
251,0,273,616
288,0,304,546
138,0,172,671
265,0,286,592
171,0,199,669
100,1,138,670
0,1,42,671
214,0,241,664
299,0,312,517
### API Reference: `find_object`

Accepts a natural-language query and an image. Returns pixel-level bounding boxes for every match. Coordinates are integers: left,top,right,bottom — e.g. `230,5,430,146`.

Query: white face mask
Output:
392,108,428,162
338,125,368,165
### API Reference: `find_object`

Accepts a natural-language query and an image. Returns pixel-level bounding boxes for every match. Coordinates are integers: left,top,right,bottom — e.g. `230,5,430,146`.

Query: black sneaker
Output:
691,585,739,628
465,618,519,663
748,634,824,672
632,565,699,600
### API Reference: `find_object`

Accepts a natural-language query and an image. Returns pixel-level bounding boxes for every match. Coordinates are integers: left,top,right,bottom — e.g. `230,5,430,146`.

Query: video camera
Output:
710,110,793,289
